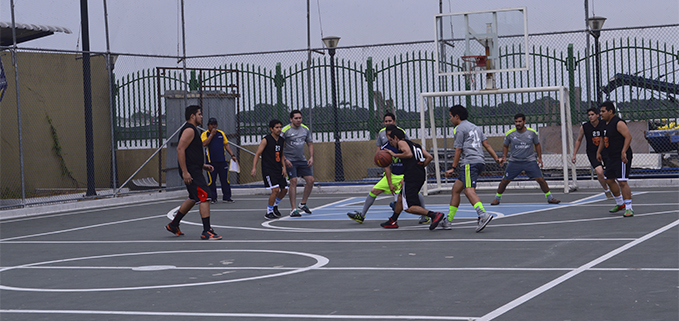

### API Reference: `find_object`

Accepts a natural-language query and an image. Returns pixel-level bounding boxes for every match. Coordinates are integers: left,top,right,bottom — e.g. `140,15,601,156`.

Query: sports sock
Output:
473,202,486,217
390,212,401,221
418,193,426,207
201,216,211,232
274,197,282,207
614,195,623,205
267,205,274,214
544,191,554,201
623,199,633,211
495,193,502,201
603,188,611,193
361,193,377,216
448,205,458,221
170,210,187,226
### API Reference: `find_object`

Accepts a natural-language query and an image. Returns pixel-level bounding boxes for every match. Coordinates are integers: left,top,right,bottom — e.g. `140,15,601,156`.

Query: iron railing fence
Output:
1,25,677,208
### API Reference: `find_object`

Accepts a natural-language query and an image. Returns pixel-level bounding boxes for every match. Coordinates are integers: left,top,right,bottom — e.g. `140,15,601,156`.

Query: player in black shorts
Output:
380,125,445,230
251,119,289,220
572,107,616,199
597,101,634,217
165,105,222,240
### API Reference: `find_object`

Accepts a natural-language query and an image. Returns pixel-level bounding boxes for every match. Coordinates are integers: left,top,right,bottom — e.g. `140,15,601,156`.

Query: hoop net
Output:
461,55,487,90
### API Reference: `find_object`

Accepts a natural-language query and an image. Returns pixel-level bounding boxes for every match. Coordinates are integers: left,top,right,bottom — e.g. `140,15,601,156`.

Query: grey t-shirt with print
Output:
503,127,539,162
281,123,313,162
453,120,486,165
376,126,409,147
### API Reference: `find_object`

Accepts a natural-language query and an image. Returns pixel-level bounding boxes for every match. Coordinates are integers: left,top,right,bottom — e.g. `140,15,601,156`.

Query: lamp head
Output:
588,16,607,30
322,36,341,48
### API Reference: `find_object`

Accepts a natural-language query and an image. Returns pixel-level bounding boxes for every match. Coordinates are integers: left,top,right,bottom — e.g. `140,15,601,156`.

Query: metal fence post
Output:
366,57,377,139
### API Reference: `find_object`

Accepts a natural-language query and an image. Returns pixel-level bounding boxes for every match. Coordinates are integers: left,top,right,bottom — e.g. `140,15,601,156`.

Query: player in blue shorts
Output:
281,110,315,217
442,105,501,232
491,113,561,205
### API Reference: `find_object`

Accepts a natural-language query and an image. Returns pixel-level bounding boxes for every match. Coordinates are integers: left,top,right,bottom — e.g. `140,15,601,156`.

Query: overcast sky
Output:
1,0,677,56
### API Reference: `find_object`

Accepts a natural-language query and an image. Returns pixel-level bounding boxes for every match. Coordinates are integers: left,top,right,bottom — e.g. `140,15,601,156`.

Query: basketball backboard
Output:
434,7,528,79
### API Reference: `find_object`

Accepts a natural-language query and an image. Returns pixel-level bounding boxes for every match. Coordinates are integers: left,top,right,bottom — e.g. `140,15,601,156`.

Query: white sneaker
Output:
440,219,453,230
476,213,493,233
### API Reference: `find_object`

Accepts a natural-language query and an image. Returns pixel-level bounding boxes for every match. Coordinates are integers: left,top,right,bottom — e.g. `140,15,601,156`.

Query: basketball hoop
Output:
461,55,487,90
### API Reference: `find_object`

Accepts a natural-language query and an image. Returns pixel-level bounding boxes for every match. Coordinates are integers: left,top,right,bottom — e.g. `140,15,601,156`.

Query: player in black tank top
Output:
597,102,634,217
251,119,289,220
166,105,222,240
572,107,615,199
379,125,447,231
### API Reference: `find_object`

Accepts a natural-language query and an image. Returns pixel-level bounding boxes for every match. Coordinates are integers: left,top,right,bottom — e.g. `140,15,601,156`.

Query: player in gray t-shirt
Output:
491,113,560,205
442,105,500,232
281,110,315,217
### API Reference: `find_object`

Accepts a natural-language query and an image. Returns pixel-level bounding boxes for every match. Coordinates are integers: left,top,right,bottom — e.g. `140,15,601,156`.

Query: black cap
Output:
208,117,218,125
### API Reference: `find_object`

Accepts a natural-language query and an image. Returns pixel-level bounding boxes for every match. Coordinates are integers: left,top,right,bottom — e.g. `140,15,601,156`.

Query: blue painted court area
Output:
287,192,616,221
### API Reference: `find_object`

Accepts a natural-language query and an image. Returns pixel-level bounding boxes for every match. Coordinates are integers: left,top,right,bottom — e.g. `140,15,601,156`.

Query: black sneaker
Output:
224,199,235,204
264,212,277,220
429,212,445,230
272,206,282,218
165,223,184,236
200,228,222,240
210,199,217,204
347,211,364,223
380,218,399,229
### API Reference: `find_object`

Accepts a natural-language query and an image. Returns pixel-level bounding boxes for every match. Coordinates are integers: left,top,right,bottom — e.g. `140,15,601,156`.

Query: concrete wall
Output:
1,52,112,195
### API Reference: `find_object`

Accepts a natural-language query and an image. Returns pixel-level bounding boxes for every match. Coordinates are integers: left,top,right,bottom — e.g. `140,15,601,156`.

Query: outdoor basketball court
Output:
1,187,677,320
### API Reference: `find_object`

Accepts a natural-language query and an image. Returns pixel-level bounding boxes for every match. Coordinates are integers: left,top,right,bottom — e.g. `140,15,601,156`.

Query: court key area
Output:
0,187,677,320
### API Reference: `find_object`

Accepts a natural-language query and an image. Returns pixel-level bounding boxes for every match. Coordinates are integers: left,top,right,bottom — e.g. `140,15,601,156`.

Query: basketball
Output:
374,150,392,167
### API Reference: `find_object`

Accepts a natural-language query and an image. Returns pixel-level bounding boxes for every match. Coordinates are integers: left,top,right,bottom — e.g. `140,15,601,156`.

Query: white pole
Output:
559,87,570,194
419,94,429,195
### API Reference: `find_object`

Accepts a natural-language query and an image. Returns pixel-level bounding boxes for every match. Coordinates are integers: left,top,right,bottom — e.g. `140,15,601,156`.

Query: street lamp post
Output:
323,36,344,181
588,15,606,105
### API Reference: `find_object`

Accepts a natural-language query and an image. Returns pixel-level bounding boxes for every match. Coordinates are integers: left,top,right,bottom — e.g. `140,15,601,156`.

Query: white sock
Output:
614,195,623,205
623,199,633,211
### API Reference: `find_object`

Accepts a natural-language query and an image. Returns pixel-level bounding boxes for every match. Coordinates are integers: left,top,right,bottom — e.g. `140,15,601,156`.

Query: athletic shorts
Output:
398,179,424,209
587,152,605,169
503,160,543,180
373,173,404,194
604,157,632,181
458,163,485,188
184,168,210,203
287,161,313,178
263,171,288,190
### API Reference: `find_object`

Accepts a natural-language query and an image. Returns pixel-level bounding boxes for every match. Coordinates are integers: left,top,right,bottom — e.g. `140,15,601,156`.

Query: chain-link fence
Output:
1,25,677,209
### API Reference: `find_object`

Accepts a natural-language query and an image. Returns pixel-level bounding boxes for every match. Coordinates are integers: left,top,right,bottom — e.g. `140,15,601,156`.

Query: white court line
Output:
0,214,167,242
0,199,179,224
0,309,476,320
11,266,677,272
0,249,329,292
0,237,638,244
477,218,679,321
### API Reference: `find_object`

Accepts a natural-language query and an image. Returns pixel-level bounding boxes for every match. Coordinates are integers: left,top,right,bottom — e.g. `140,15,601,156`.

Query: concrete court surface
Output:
0,187,677,320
